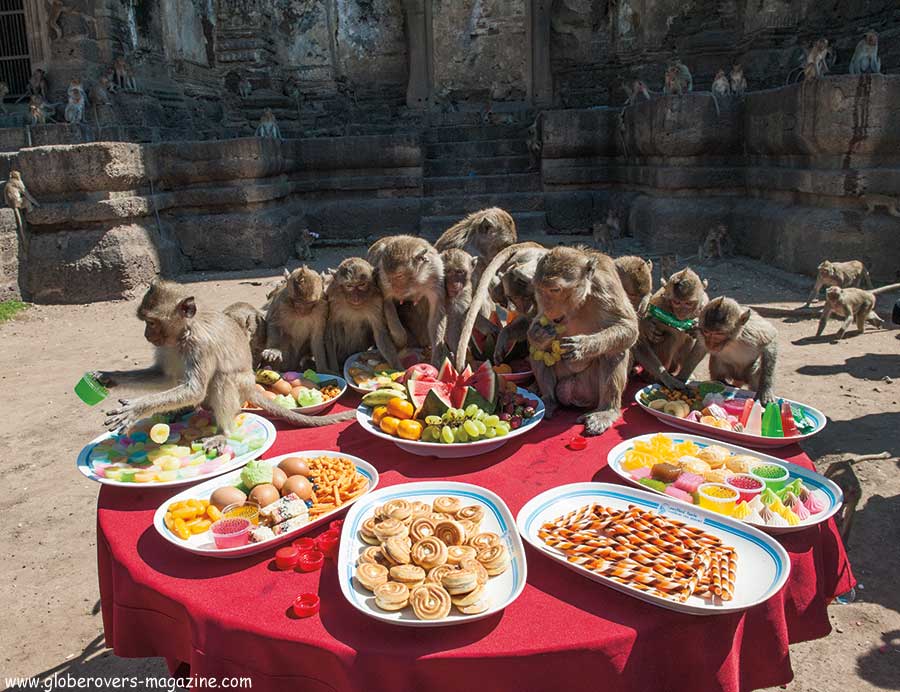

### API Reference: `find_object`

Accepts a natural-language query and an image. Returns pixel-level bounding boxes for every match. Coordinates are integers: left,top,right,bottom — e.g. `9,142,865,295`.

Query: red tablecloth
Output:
97,395,854,692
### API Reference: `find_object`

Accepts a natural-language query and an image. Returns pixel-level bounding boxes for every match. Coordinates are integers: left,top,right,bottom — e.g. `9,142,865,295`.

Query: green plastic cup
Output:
74,372,109,406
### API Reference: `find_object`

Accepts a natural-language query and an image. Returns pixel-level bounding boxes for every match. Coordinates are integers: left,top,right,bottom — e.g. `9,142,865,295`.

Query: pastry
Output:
468,532,500,551
446,545,477,565
459,558,489,586
356,563,389,591
381,499,412,523
457,594,491,614
434,519,466,546
411,536,449,570
450,583,486,608
458,519,478,541
389,564,426,589
427,564,458,585
373,518,409,542
248,526,275,543
271,514,309,535
409,583,452,620
725,454,756,474
382,536,411,565
696,445,730,469
430,512,451,523
703,468,733,484
433,496,462,515
441,568,479,595
360,517,380,545
358,546,386,565
455,505,484,525
373,581,409,611
409,516,436,542
259,493,306,527
476,544,509,576
679,456,711,476
409,501,432,518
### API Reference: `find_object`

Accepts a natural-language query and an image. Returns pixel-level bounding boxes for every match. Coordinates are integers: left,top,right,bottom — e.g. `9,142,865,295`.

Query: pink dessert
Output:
673,472,704,493
631,467,652,480
725,473,765,503
665,486,693,503
210,517,251,549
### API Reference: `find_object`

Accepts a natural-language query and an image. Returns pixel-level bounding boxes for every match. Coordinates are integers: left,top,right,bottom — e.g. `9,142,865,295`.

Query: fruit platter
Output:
355,358,544,458
517,482,790,615
338,480,527,626
343,349,426,394
635,381,826,448
243,368,346,416
77,409,276,488
607,433,843,534
153,451,378,558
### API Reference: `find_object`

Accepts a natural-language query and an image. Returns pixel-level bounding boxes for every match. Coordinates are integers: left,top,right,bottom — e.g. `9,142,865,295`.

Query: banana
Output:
361,389,407,407
381,382,407,392
255,369,281,385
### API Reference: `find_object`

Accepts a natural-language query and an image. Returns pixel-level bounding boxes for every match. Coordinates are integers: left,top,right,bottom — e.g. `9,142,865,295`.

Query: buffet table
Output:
96,395,854,692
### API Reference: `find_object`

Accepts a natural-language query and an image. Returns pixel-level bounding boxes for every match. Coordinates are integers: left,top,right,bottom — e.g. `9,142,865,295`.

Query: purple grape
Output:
523,406,535,417
510,415,522,429
504,403,515,414
499,412,511,422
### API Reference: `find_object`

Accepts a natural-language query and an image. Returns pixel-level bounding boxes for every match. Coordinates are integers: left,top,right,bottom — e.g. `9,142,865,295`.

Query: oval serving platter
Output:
242,374,348,416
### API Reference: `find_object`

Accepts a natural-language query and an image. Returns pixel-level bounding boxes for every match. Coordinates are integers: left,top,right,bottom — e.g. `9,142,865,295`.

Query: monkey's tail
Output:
862,269,874,289
871,282,900,295
248,392,356,427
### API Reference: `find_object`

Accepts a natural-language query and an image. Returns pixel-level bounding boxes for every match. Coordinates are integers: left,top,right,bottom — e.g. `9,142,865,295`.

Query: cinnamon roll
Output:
389,564,426,589
441,568,479,595
411,536,449,570
455,505,485,525
373,518,409,542
360,517,380,545
381,499,412,523
446,545,477,565
434,519,466,546
382,536,411,565
358,546,386,565
427,564,458,585
409,583,451,620
355,562,389,591
468,531,501,552
373,581,409,611
476,544,509,576
433,496,462,515
409,516,436,542
459,557,488,586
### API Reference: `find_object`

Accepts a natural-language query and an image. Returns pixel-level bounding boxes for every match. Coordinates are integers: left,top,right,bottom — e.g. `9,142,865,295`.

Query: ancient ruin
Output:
1,0,898,302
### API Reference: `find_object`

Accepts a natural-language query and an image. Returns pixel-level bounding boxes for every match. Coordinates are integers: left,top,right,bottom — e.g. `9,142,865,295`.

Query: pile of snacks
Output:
246,368,342,410
164,499,221,539
88,410,269,483
539,503,737,603
353,496,509,619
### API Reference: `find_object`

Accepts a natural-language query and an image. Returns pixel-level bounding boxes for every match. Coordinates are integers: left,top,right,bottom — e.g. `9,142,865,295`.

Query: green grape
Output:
465,404,480,418
473,419,487,435
425,415,442,426
496,421,511,434
454,427,470,443
494,425,508,437
441,425,455,444
441,412,453,424
422,425,440,442
484,427,498,439
463,420,480,437
483,415,500,426
473,410,486,421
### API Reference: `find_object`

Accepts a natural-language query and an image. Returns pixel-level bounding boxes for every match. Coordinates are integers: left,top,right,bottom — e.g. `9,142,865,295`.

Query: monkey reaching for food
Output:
805,260,873,306
815,284,898,339
94,280,354,444
849,31,881,75
262,267,330,372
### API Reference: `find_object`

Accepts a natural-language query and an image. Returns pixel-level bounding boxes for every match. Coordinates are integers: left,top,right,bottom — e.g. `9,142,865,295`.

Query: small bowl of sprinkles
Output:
749,463,790,492
697,483,739,515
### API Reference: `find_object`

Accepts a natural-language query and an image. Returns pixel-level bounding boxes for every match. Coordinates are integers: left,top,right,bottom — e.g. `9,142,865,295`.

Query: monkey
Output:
255,108,281,139
17,68,48,103
261,266,330,372
863,193,900,217
849,31,880,75
67,77,86,102
697,224,731,262
367,235,447,366
47,0,70,39
102,68,118,94
729,64,747,97
805,260,873,306
526,246,639,436
697,297,778,405
712,69,731,98
526,113,543,170
295,228,318,261
788,38,834,84
441,248,500,362
613,255,654,316
3,170,40,250
435,207,518,276
592,210,621,254
223,302,267,367
89,76,112,106
324,257,402,372
664,59,693,95
238,76,252,99
622,79,652,106
815,284,899,339
64,88,84,124
93,280,354,443
113,56,137,91
633,268,709,391
0,81,8,114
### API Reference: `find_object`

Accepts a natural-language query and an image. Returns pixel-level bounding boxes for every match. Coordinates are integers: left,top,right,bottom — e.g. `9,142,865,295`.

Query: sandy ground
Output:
0,244,898,691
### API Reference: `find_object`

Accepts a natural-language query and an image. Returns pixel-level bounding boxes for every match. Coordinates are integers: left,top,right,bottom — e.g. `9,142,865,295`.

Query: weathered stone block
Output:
306,198,422,239
0,209,21,299
545,191,593,231
631,196,733,252
15,142,148,197
626,93,742,157
541,108,619,159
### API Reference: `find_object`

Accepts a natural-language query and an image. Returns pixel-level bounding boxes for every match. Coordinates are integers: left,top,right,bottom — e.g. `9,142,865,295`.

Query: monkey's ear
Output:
584,255,599,282
283,268,291,280
178,296,197,318
739,309,751,326
646,259,653,271
416,249,428,263
702,278,709,289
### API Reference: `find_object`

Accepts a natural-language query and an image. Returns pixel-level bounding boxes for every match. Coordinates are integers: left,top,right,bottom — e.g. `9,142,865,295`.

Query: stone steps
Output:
424,172,541,195
424,124,529,144
422,191,544,217
420,210,546,238
425,138,528,160
423,155,533,177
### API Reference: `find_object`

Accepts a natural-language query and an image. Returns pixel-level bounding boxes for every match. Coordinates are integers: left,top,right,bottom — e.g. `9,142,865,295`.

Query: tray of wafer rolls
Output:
517,483,790,615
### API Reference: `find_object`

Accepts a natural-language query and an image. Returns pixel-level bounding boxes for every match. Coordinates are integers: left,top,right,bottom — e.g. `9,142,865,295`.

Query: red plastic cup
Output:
568,436,587,451
329,519,344,532
275,546,299,570
316,530,340,559
292,593,320,618
209,517,251,549
725,473,765,504
297,549,324,572
292,537,316,552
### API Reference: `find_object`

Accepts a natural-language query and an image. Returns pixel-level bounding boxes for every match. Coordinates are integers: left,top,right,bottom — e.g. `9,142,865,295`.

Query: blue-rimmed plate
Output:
152,451,378,558
607,432,843,534
338,481,527,626
517,483,790,615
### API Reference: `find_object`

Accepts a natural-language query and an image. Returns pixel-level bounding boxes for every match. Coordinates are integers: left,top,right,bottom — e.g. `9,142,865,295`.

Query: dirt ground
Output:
0,245,898,691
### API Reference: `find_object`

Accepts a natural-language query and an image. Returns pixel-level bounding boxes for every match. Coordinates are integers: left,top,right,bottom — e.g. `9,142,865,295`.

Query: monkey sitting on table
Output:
95,280,354,446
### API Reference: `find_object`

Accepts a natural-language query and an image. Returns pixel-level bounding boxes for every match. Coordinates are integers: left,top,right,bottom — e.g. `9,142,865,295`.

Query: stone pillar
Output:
403,0,431,109
23,0,50,68
528,0,552,106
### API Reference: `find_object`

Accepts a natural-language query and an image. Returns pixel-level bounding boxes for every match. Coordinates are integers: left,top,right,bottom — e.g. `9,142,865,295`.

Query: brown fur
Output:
816,286,884,339
434,207,518,277
441,248,499,361
698,224,731,262
223,302,267,366
3,170,39,251
613,255,653,315
806,260,873,305
730,64,747,96
262,267,329,372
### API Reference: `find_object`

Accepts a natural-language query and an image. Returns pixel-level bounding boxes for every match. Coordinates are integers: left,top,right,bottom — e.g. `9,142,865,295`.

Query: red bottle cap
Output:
296,549,325,572
275,546,299,570
292,593,320,618
568,436,588,451
316,530,340,559
329,519,344,532
292,537,316,552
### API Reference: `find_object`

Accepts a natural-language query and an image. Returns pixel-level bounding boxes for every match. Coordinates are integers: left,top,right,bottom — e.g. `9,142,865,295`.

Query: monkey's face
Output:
535,277,578,323
341,278,372,307
384,249,431,298
502,270,535,314
825,286,842,304
866,32,878,47
287,270,323,313
445,269,470,299
699,300,748,352
138,293,196,347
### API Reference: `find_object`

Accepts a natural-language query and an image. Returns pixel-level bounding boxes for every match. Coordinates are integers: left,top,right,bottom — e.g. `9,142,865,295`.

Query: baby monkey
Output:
441,248,499,361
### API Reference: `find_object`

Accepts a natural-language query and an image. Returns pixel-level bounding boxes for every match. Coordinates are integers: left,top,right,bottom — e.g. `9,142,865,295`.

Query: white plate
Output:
338,481,527,626
152,450,379,558
343,349,423,394
76,412,276,488
355,387,545,458
606,432,843,534
243,374,348,416
635,383,826,448
517,482,790,615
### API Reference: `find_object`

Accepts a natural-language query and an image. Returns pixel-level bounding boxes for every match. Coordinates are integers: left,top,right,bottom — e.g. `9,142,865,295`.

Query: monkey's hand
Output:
659,371,688,391
559,335,592,362
202,435,228,456
527,322,556,350
579,409,620,437
91,370,116,388
104,398,140,431
756,389,776,406
644,321,667,344
261,348,284,366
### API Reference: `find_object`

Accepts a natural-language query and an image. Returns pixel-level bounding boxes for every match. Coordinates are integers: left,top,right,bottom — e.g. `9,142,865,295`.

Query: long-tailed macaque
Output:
805,260,873,305
64,89,84,124
238,76,252,99
19,68,48,102
633,268,709,390
697,297,778,404
622,79,651,106
367,235,447,366
614,255,653,316
441,248,499,361
89,76,112,107
434,207,518,280
592,210,620,254
324,257,401,371
698,224,731,262
262,267,329,372
712,69,731,97
256,109,281,139
849,31,880,75
113,56,137,91
527,247,639,436
816,284,899,339
224,302,267,366
663,59,692,95
94,281,354,444
729,64,747,96
3,170,40,247
788,38,833,83
863,193,900,217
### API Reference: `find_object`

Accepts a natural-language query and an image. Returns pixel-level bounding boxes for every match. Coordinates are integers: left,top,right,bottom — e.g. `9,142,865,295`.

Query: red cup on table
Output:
292,593,320,618
292,537,316,552
297,549,324,572
275,546,299,570
568,436,587,451
316,529,340,560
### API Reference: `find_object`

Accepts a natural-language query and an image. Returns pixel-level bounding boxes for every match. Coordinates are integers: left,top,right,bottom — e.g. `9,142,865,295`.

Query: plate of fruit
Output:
635,381,826,448
607,432,843,534
243,369,346,416
355,359,544,458
344,349,426,394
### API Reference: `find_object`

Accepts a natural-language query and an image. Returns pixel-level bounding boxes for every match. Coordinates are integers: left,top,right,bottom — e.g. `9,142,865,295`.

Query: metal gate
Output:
0,0,31,98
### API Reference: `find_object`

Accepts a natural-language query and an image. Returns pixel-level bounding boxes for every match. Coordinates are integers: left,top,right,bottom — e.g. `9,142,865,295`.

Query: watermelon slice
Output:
437,358,458,383
407,378,454,411
410,358,499,413
400,363,439,384
419,388,453,418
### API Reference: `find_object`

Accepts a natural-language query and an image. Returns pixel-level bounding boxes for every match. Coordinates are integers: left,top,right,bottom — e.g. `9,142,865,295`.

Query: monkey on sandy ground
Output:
113,56,137,91
863,193,900,217
622,79,652,106
730,64,747,97
633,268,709,391
17,68,48,103
663,59,693,95
849,31,880,75
367,235,447,366
454,242,547,368
94,280,353,443
441,249,500,361
295,228,318,261
0,81,8,114
527,246,639,436
435,207,518,280
262,267,330,372
324,257,402,371
815,284,900,339
805,260,873,306
697,224,732,262
614,255,654,316
65,89,84,124
697,296,778,404
238,76,252,99
3,170,40,249
256,108,281,139
592,210,621,254
224,302,267,366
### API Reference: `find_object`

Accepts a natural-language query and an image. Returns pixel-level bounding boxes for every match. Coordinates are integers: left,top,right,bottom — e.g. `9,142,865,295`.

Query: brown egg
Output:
282,474,313,501
271,379,293,396
271,467,287,492
209,486,247,511
262,390,278,400
278,456,310,477
248,483,280,508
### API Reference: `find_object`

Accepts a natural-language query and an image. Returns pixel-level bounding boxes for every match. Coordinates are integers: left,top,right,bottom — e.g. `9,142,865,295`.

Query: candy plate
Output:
242,374,348,416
